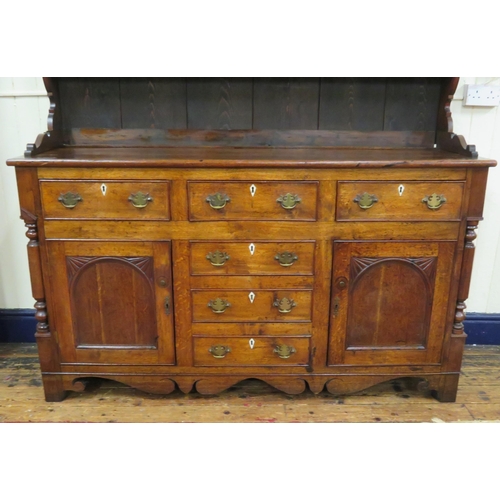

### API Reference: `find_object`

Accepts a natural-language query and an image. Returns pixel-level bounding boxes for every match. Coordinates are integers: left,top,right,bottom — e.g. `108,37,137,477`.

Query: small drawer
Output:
192,289,312,322
190,241,315,275
40,180,170,220
193,336,311,366
188,181,318,221
336,181,464,221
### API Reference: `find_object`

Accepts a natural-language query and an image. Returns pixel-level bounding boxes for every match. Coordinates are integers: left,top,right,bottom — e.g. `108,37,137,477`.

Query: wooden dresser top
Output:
8,146,496,169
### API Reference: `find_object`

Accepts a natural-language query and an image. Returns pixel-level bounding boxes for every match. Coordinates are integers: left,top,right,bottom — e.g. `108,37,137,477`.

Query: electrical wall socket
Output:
463,84,500,107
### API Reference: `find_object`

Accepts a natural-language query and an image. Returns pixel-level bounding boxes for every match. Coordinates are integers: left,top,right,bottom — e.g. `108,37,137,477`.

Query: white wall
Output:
0,78,48,309
1,77,499,312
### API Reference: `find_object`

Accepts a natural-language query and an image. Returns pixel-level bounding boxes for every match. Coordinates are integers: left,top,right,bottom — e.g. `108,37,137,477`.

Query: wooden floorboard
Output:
1,344,499,423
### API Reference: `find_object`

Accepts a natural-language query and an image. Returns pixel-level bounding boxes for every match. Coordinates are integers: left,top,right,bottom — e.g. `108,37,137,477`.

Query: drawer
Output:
192,290,312,322
40,180,170,220
193,336,311,366
188,181,318,221
190,241,315,275
336,181,464,221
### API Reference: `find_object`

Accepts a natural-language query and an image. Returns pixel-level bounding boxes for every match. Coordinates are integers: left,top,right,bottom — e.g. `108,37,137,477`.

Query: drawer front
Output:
193,336,311,366
40,180,170,220
192,290,312,322
190,241,315,275
336,181,464,221
188,181,318,221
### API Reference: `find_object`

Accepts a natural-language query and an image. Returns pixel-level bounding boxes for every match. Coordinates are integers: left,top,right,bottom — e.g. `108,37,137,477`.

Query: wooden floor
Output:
1,343,499,423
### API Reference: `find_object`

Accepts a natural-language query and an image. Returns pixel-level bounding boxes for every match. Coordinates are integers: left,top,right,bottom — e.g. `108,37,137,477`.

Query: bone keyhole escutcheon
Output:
249,338,255,349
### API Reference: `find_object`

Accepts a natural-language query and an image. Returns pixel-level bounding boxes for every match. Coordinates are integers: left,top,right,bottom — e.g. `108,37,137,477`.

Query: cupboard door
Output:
329,241,455,366
48,241,175,365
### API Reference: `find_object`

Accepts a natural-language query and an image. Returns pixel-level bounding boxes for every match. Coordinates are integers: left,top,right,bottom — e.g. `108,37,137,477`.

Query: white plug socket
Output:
463,84,500,107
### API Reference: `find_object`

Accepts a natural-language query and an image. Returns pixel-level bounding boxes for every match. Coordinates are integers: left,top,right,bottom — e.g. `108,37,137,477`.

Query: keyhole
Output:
250,184,257,197
249,338,255,349
249,292,255,304
249,243,255,256
398,185,404,196
101,184,107,196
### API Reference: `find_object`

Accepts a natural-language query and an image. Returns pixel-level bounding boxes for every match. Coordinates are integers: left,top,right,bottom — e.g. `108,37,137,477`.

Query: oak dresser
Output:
8,77,496,402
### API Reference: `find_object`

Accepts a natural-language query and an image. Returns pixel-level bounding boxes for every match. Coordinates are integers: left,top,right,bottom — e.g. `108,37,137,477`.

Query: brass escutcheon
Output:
128,192,153,208
353,192,378,210
273,297,296,314
422,193,447,210
273,344,297,359
206,250,230,267
275,251,299,267
206,193,230,210
332,297,340,317
208,298,231,313
164,296,171,315
208,345,231,359
277,193,301,210
58,192,82,209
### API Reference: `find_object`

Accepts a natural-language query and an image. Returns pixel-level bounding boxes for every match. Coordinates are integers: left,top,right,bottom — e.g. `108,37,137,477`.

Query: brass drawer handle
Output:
206,193,230,210
128,192,153,208
58,192,82,209
275,252,298,267
206,250,230,267
277,193,301,210
422,193,447,210
273,344,296,359
208,298,231,313
273,297,296,314
353,192,378,210
208,345,231,359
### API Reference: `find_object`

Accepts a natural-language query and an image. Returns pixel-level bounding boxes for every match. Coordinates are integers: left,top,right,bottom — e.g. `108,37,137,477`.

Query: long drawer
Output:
40,180,171,220
191,289,313,322
193,336,311,366
190,241,315,275
336,181,464,221
188,181,318,221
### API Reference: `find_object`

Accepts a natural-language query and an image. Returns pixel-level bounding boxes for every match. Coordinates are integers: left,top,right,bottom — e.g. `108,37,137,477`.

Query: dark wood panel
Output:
58,78,121,130
68,257,157,347
187,78,252,129
384,78,442,131
68,128,435,148
319,78,386,131
253,78,320,129
346,258,435,347
120,78,187,129
329,241,454,367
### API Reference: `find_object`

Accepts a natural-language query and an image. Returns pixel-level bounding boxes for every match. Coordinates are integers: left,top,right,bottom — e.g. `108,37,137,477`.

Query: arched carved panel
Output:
67,256,157,347
347,257,436,348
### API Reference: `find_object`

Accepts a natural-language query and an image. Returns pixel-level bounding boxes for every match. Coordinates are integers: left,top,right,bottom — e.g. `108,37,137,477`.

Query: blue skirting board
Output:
1,309,499,345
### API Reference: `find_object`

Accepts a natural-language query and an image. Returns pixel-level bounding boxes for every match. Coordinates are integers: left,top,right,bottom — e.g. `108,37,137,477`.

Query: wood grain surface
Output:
1,344,498,422
8,146,496,168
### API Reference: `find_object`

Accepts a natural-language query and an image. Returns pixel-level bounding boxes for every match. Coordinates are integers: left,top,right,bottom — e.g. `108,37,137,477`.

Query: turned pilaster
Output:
21,209,50,339
21,209,66,401
453,223,478,336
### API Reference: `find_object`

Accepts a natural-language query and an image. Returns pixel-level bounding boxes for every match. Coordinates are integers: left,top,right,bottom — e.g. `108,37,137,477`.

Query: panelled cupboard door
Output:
47,241,175,365
329,241,455,366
